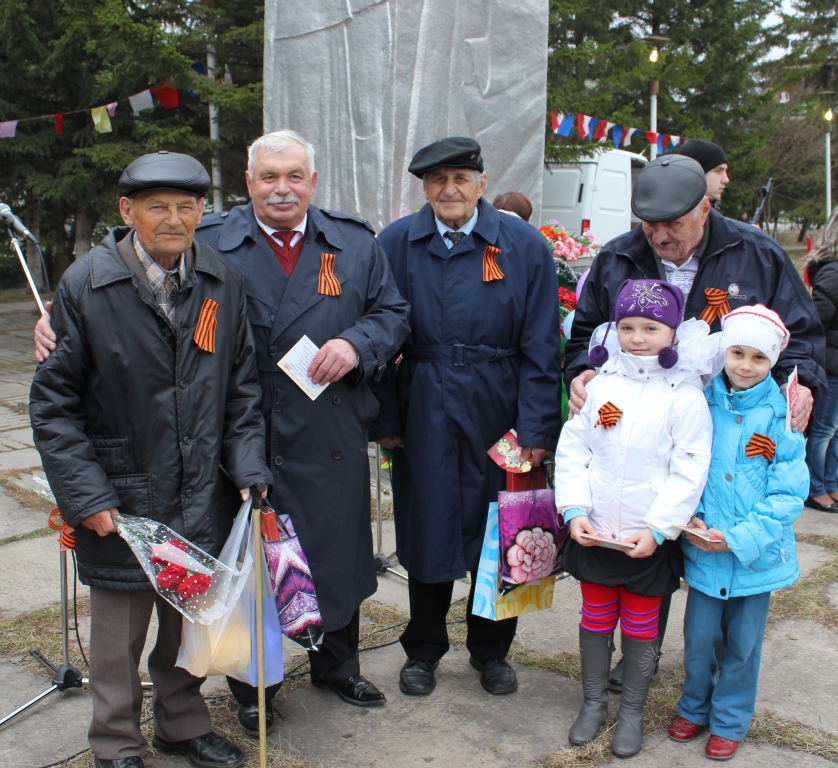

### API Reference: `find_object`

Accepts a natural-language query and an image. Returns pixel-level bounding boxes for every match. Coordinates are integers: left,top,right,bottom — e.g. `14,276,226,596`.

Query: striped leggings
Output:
579,581,660,640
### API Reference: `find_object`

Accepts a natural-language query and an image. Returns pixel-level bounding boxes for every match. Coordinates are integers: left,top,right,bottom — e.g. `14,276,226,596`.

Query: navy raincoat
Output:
372,201,562,583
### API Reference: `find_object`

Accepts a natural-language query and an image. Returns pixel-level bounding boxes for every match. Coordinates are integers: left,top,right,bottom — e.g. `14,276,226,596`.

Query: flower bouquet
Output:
116,515,234,624
539,220,599,263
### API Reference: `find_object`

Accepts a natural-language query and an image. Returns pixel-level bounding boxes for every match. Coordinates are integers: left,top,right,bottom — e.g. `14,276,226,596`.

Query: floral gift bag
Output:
472,502,557,621
497,489,567,594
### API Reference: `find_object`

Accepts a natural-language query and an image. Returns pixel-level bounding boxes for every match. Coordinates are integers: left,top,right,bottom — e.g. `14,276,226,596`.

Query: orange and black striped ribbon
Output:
595,402,623,429
49,508,76,550
318,252,342,296
193,298,218,353
745,433,776,461
698,287,731,325
482,246,505,282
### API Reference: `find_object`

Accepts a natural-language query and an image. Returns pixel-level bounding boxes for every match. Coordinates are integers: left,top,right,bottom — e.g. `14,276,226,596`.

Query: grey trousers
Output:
88,587,211,759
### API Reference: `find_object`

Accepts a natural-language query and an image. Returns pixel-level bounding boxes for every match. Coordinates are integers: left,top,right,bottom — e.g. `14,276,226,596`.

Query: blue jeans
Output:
807,375,838,496
678,589,771,741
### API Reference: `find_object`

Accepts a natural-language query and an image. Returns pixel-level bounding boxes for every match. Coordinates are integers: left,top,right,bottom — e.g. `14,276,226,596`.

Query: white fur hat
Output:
720,304,790,366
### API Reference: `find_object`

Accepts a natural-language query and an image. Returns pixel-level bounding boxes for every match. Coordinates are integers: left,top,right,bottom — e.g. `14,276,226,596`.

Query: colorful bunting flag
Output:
191,61,208,76
623,128,640,148
54,114,64,136
222,65,233,85
129,89,154,116
150,85,179,109
0,121,18,139
576,114,593,140
91,106,112,133
611,125,625,148
105,102,118,117
645,130,659,146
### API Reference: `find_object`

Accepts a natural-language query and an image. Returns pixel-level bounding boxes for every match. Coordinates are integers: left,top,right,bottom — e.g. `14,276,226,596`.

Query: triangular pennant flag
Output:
657,134,669,155
551,112,559,132
0,120,18,138
646,130,658,146
592,120,608,142
54,114,64,136
129,89,154,116
598,121,615,143
622,128,637,148
222,64,233,85
150,85,179,109
191,61,208,76
586,118,600,142
105,102,118,117
669,135,683,150
91,106,112,133
612,125,624,148
557,113,574,137
577,114,591,140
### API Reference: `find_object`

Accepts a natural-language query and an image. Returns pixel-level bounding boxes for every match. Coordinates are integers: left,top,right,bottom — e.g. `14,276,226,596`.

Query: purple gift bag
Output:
497,489,567,594
262,514,324,651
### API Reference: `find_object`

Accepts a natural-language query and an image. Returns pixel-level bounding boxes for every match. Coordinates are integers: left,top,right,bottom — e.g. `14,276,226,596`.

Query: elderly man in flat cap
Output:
30,152,272,768
679,138,729,204
564,153,825,690
372,137,563,696
36,131,410,734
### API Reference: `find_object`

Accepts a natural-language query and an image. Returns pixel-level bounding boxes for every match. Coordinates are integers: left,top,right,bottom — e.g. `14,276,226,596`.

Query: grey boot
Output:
569,627,615,746
612,636,660,758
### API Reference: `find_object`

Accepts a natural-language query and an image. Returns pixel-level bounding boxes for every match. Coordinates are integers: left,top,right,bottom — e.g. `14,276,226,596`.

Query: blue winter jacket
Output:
683,373,807,599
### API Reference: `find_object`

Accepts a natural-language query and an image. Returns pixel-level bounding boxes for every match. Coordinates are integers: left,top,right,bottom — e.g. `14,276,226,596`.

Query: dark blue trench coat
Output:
196,204,410,631
372,201,562,583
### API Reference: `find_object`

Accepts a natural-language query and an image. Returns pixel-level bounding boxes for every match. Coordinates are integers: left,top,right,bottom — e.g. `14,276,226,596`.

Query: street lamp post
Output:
826,107,834,220
643,36,669,161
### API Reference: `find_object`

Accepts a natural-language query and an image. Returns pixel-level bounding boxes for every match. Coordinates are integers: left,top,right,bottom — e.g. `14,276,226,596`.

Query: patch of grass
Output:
768,534,838,631
0,595,91,676
0,526,53,547
748,711,838,761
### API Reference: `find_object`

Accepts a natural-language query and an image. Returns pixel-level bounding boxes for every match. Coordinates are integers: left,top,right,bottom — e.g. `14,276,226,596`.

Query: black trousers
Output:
400,574,518,663
227,609,362,706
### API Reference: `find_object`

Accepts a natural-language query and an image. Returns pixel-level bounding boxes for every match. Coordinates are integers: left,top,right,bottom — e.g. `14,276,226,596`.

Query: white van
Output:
542,148,648,248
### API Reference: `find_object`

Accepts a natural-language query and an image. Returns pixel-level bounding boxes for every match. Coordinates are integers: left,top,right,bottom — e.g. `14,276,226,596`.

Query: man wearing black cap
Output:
563,153,824,690
30,152,272,768
679,138,729,204
372,137,563,697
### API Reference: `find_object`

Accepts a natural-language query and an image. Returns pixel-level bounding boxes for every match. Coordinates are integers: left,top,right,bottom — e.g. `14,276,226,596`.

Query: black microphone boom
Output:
0,203,38,243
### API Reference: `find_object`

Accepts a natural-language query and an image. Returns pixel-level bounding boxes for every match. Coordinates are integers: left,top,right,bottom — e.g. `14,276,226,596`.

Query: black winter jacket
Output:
807,256,838,377
30,227,273,590
565,210,826,395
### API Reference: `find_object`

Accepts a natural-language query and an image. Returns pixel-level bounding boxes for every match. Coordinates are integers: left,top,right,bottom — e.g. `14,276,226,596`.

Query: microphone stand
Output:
6,228,46,314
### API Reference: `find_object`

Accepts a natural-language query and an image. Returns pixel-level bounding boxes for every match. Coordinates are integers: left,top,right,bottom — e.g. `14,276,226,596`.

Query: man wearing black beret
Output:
30,152,272,768
372,137,563,697
563,153,825,689
679,138,730,204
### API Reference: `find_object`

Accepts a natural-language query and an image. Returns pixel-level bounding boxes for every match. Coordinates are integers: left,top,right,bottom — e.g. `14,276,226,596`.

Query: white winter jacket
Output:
555,349,714,541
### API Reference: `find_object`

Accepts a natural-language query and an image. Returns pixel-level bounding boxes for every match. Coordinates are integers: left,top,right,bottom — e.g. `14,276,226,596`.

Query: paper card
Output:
487,429,533,473
277,336,330,401
675,524,723,543
785,366,798,433
578,532,637,550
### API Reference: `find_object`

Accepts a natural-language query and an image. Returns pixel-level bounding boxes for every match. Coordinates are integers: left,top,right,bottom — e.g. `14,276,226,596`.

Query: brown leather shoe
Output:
705,735,739,760
668,716,705,742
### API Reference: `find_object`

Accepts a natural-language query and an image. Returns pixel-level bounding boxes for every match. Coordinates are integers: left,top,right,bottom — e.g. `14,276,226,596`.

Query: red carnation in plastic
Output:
156,564,188,590
151,539,189,566
177,573,212,599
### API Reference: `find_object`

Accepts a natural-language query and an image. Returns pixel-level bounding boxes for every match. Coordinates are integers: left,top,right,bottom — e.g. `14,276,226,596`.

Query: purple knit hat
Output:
589,279,685,369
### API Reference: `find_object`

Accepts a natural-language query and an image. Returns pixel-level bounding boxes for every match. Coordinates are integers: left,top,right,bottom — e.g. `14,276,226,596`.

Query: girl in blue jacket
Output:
669,304,808,761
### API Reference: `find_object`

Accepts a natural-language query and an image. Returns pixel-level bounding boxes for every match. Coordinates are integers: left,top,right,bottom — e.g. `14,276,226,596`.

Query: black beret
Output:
678,139,728,173
408,137,483,178
118,151,211,196
631,155,708,222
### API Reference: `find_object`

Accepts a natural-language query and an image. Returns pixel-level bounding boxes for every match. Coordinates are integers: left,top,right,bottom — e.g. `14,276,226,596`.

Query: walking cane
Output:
251,482,268,768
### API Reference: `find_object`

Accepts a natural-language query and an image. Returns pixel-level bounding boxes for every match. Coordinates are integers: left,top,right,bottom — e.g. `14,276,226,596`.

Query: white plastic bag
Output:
176,500,284,685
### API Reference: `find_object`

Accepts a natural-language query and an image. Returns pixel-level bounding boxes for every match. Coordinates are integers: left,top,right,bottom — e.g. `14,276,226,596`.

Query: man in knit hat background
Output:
679,138,729,205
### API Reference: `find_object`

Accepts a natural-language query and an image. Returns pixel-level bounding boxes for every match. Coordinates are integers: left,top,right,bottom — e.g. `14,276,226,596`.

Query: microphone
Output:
0,203,38,243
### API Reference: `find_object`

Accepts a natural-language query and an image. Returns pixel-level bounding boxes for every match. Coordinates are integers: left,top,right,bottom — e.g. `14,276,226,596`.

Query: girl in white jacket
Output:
555,278,717,757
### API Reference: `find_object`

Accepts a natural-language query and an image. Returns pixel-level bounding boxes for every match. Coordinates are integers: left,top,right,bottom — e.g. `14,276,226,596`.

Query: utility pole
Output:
207,43,224,213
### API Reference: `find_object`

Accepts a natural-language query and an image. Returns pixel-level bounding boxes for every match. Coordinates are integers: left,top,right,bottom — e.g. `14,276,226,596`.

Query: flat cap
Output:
679,139,728,173
118,151,211,196
631,155,708,222
408,137,483,178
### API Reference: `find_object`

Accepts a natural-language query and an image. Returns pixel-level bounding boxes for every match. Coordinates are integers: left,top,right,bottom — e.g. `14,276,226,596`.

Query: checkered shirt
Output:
133,234,186,324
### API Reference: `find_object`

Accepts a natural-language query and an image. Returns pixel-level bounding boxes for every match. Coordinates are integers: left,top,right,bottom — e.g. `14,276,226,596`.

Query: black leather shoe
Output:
312,674,386,706
469,657,518,695
237,703,276,736
806,496,838,513
94,759,144,768
151,732,244,768
399,659,438,695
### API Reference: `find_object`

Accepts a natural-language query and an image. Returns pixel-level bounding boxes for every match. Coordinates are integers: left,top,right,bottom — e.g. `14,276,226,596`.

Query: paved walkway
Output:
0,298,836,768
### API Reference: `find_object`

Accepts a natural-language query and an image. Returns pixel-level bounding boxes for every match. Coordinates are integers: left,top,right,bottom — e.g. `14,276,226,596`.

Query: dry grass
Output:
768,534,838,631
0,469,56,513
